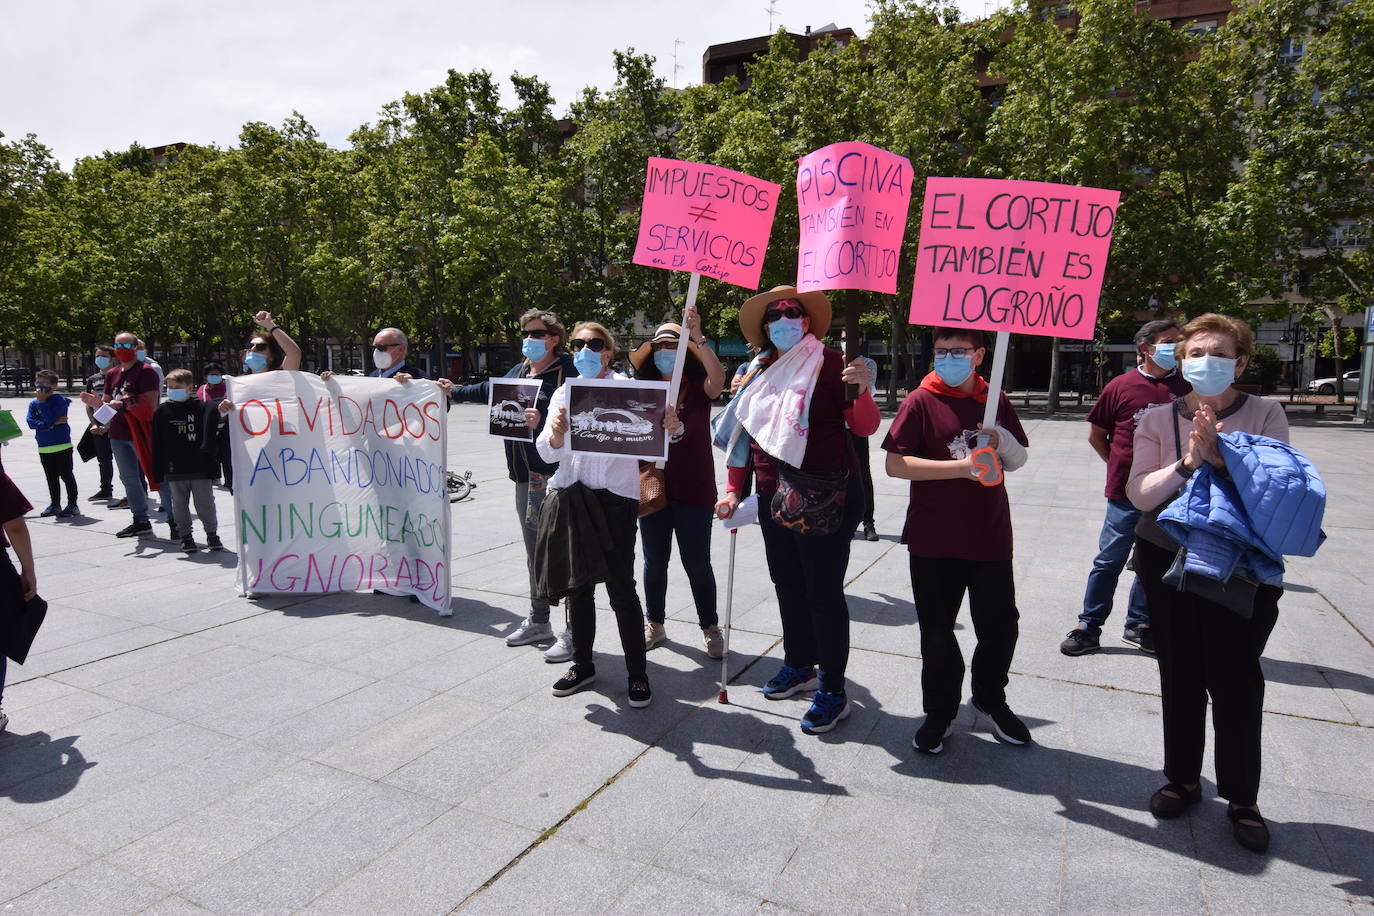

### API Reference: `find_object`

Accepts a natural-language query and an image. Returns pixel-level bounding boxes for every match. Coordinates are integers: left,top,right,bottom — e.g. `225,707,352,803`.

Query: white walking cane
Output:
715,494,757,704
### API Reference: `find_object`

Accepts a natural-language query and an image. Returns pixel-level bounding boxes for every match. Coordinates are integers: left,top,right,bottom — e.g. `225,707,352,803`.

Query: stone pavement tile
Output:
650,768,837,898
1301,790,1374,906
107,760,370,890
140,895,217,915
461,835,644,916
4,719,233,825
41,742,292,856
606,864,763,916
1058,811,1205,914
0,827,90,902
394,632,523,694
17,624,186,679
448,650,569,712
5,858,166,914
908,813,1063,915
1264,715,1374,801
319,694,506,782
1205,879,1358,916
767,794,940,914
330,626,482,682
0,674,78,711
63,587,249,628
180,781,447,914
27,608,148,652
249,679,435,758
0,686,125,756
382,707,565,805
1063,682,1165,767
303,807,539,916
45,634,246,693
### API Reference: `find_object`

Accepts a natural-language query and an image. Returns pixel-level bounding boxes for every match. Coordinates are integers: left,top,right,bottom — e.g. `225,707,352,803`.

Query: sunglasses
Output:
523,329,552,339
651,341,679,352
762,304,806,323
570,338,608,352
247,342,270,352
113,342,136,349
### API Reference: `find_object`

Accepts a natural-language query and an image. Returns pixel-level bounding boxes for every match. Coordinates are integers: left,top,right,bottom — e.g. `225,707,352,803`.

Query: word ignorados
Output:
244,552,448,604
239,501,446,549
236,395,445,442
248,447,447,494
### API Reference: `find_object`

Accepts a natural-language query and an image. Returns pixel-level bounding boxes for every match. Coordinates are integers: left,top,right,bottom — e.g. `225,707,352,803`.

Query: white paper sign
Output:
93,403,117,424
718,493,760,532
227,372,451,612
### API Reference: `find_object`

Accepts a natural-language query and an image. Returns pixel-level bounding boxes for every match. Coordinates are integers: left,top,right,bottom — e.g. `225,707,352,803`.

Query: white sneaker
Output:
544,629,575,663
507,618,555,647
0,708,8,732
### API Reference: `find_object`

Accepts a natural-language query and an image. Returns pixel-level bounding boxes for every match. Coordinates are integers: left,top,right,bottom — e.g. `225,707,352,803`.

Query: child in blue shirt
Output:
27,370,78,517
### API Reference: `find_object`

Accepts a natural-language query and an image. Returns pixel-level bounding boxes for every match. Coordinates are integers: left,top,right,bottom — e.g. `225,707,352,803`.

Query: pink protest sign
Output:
796,141,912,295
632,157,780,290
908,177,1121,341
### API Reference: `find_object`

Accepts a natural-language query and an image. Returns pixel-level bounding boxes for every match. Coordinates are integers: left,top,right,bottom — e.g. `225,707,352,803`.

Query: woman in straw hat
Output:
629,304,727,658
714,286,880,734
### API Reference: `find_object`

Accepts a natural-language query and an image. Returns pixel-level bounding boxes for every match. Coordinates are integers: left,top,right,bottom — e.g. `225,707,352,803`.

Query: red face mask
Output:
115,346,137,363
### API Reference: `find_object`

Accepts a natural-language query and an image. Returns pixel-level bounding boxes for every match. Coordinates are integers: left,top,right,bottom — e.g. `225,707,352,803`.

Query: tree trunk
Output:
1046,337,1062,414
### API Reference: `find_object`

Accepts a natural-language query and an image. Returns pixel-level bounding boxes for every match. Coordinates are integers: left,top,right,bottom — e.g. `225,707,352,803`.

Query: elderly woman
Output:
628,306,726,658
1127,313,1289,853
716,286,879,735
536,321,680,708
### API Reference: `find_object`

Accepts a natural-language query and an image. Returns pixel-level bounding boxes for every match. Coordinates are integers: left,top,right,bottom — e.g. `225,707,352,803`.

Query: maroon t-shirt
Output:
0,471,33,548
1086,368,1190,500
881,388,1028,562
664,382,718,509
103,361,160,441
749,347,857,495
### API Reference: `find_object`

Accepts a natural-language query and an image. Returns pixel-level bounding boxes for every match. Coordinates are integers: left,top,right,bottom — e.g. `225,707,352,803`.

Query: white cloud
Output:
1,0,994,166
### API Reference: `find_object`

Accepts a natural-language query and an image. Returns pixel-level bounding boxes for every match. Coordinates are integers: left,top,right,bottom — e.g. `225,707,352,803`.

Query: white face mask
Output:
373,348,393,370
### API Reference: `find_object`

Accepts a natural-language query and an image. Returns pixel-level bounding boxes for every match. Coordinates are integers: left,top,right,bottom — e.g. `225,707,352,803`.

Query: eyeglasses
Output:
570,338,608,352
36,384,53,393
523,329,552,339
113,342,136,349
247,342,270,352
374,342,403,350
762,305,806,324
933,347,979,359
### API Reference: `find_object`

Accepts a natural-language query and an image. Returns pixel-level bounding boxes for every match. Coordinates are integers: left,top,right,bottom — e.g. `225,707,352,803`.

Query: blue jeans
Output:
110,438,149,522
1078,498,1149,635
639,503,717,627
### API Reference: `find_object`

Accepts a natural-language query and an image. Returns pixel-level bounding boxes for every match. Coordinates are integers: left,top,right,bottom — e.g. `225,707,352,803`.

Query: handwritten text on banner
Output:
796,141,912,295
908,177,1120,340
632,157,780,290
228,372,451,612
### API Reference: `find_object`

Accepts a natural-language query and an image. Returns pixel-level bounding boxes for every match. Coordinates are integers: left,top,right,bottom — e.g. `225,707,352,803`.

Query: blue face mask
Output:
136,349,147,361
166,388,189,402
653,350,677,376
243,351,268,373
522,337,549,362
206,374,223,385
574,348,604,378
1151,343,1177,371
1182,355,1236,397
94,356,111,370
934,354,974,387
768,317,805,352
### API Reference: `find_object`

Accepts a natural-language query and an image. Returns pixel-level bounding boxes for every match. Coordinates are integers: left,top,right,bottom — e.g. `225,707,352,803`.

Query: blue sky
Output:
2,0,994,167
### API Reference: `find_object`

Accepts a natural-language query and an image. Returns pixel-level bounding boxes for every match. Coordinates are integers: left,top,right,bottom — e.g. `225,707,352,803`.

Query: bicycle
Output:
445,469,477,503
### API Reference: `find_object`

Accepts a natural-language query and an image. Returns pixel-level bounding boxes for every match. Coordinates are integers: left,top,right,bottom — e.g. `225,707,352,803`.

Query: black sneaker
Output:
181,536,201,553
167,522,180,541
1059,628,1100,656
1123,626,1156,655
971,698,1031,746
108,498,130,510
627,677,652,708
552,667,596,697
913,716,954,755
205,533,225,551
87,490,112,502
116,520,152,538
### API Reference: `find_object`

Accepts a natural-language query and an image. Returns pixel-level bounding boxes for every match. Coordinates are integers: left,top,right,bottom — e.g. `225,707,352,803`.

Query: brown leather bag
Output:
638,462,667,517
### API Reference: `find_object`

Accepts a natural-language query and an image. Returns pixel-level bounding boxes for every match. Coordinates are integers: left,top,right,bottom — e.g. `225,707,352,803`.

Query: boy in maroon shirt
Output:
1060,320,1190,657
883,327,1030,755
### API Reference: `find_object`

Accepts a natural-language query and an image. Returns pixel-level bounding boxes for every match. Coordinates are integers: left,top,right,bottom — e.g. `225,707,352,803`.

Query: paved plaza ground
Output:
0,395,1370,914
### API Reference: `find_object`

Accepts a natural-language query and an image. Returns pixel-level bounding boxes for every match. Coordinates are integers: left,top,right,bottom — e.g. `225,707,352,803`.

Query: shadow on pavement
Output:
847,592,918,627
1262,657,1374,697
0,731,96,804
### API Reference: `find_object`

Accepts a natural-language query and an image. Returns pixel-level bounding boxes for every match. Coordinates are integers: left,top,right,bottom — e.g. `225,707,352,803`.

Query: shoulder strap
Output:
1172,402,1183,461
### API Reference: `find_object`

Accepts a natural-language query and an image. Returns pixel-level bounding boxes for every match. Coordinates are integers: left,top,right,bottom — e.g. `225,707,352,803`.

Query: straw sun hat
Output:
737,285,832,349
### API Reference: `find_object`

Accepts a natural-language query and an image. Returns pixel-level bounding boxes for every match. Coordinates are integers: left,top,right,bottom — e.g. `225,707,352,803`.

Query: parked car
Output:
1307,370,1360,395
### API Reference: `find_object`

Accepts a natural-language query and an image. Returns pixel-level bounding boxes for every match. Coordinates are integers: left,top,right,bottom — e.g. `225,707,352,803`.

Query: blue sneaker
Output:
39,504,59,517
762,664,819,700
58,504,78,518
801,690,851,734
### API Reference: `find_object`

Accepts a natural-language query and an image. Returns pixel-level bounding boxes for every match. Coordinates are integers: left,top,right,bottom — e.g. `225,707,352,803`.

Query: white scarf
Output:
734,334,825,467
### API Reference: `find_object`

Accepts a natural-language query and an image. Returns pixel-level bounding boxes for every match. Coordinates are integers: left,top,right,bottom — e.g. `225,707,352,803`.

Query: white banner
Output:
227,372,451,612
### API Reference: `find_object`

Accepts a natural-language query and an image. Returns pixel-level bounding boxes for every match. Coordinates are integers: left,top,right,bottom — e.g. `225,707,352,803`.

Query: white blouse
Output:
535,374,642,502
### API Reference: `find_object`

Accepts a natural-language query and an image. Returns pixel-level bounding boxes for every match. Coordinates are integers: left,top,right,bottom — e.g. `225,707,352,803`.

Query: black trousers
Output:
92,432,113,492
910,555,1019,721
757,471,863,693
40,449,78,506
850,432,876,528
1135,539,1281,806
569,490,647,681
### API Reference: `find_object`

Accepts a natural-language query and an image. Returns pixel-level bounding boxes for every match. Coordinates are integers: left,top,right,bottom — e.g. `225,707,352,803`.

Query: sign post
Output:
909,177,1121,482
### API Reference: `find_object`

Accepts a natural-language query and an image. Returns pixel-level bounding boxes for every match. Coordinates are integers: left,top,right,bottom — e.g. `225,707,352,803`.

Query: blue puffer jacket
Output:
1158,432,1326,587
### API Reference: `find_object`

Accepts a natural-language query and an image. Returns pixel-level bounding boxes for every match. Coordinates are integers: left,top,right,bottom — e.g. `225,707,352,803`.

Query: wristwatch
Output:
1174,459,1194,480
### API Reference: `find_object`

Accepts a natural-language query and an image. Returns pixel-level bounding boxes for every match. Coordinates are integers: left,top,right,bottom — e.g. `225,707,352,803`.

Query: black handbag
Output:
0,548,46,665
770,464,849,536
76,427,97,463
